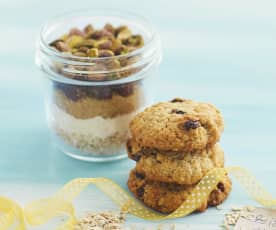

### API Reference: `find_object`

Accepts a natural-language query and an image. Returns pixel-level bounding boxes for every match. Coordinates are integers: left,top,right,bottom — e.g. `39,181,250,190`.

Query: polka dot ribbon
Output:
0,167,275,230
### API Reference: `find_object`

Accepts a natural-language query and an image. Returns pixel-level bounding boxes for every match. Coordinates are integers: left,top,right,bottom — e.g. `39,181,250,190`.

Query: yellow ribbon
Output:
0,197,25,230
0,167,275,230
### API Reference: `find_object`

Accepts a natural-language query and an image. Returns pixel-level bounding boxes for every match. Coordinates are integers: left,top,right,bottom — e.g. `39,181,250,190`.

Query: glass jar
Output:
36,10,161,162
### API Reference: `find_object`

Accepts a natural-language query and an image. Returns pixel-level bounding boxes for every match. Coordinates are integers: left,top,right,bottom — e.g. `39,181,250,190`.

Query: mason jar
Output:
36,10,161,162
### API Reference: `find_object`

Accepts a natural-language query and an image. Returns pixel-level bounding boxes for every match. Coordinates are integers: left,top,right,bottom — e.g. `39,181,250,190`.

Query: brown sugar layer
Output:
53,84,145,119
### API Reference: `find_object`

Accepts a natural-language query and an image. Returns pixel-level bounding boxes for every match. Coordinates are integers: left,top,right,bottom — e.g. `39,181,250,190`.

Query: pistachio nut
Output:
84,24,94,35
49,40,69,52
78,46,89,53
104,23,115,34
87,48,99,57
98,50,114,57
114,45,129,55
115,26,128,36
110,39,122,52
90,30,113,40
67,35,84,48
125,35,144,47
94,39,112,49
117,28,132,40
73,51,87,57
69,28,85,37
78,39,96,48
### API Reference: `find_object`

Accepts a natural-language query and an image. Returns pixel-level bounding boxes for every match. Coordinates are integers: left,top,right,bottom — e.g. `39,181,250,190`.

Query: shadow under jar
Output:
36,10,161,162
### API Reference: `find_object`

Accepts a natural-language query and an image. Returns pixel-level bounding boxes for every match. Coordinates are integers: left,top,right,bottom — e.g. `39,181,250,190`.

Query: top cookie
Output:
129,98,224,152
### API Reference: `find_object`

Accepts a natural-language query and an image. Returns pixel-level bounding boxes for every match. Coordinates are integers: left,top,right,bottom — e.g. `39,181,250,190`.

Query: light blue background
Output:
0,0,276,228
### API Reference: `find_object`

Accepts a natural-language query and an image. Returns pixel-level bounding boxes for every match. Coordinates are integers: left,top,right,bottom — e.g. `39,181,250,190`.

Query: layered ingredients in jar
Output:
47,23,147,156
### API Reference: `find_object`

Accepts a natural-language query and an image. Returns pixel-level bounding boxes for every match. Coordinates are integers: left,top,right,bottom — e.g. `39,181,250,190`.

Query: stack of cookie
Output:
127,98,231,213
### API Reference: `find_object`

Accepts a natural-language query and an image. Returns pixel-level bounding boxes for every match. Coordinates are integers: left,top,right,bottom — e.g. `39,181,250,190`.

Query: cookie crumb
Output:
170,224,176,230
221,220,230,230
230,205,243,211
243,205,256,212
223,205,256,228
156,224,176,230
171,109,186,114
74,211,126,230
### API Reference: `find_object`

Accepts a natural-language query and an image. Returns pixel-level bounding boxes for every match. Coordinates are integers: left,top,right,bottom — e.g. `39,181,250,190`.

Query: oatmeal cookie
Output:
127,169,231,213
127,139,224,185
129,98,224,152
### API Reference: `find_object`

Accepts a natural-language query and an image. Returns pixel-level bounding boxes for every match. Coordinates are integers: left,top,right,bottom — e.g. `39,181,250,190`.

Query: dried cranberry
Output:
171,98,185,103
92,87,113,100
126,142,132,153
135,172,145,180
70,88,86,101
132,154,142,162
183,120,201,130
137,186,145,198
115,84,134,97
217,182,225,192
171,109,186,114
55,83,86,101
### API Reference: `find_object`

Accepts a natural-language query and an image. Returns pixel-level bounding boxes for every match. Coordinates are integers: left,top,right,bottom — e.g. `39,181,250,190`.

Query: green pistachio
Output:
67,35,84,48
110,39,122,52
49,40,69,52
91,30,113,40
78,39,96,48
73,51,87,57
98,50,114,57
127,55,140,65
107,59,121,69
125,35,144,47
78,46,89,53
117,28,132,40
104,23,115,34
107,72,119,80
84,24,94,35
87,48,99,57
69,28,85,37
115,45,129,55
94,39,112,49
127,46,136,52
49,39,63,46
71,48,78,53
115,26,128,36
